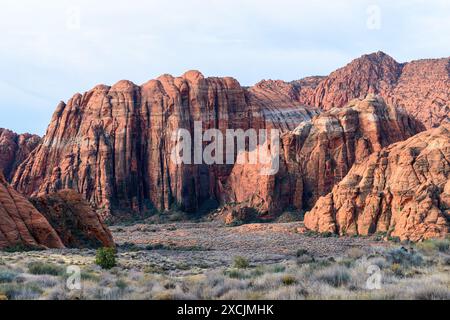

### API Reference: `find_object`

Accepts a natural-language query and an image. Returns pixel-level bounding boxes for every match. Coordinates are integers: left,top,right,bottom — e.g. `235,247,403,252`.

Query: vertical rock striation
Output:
0,128,41,181
304,125,450,241
12,71,317,217
224,96,423,215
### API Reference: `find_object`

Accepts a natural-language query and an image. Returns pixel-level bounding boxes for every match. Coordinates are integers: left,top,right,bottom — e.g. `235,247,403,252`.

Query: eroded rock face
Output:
391,58,450,129
0,128,41,181
304,125,450,241
12,71,318,217
257,52,449,129
0,172,64,250
308,52,450,128
311,51,403,111
30,190,115,248
224,96,423,214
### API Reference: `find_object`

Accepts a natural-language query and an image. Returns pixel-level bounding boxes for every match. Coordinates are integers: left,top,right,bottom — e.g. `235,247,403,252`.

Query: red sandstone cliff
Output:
304,125,450,241
0,128,41,181
12,71,317,217
223,96,423,215
0,172,64,249
257,52,450,129
30,190,115,248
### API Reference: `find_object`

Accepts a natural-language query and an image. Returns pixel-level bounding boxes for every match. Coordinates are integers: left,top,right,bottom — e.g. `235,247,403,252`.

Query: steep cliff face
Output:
0,172,64,250
311,51,403,110
258,52,449,129
252,76,325,108
223,96,424,214
30,190,115,248
391,58,450,129
309,52,449,128
13,71,317,217
0,128,41,181
304,125,450,241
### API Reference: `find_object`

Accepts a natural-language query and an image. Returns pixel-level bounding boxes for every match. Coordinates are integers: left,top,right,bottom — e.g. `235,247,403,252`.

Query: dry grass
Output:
0,232,449,300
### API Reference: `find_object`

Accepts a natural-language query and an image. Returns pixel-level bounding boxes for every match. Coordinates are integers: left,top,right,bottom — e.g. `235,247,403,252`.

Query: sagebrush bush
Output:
386,247,423,267
314,265,351,287
27,262,64,276
417,239,450,254
95,247,117,270
0,269,18,283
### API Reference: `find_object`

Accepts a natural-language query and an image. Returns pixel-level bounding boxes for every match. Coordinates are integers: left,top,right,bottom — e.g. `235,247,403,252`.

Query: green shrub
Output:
233,256,249,269
95,247,117,270
28,262,64,276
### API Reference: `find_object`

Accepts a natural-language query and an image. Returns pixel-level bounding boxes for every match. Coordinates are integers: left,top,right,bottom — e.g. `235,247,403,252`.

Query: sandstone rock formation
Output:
304,125,450,241
0,172,64,250
223,96,423,215
390,58,450,129
0,128,40,181
12,71,317,217
310,51,403,111
257,52,450,129
308,52,450,129
9,52,449,224
30,190,114,248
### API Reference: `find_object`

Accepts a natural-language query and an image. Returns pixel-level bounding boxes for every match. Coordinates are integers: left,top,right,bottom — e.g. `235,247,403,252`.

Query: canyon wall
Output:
304,125,450,241
0,128,40,181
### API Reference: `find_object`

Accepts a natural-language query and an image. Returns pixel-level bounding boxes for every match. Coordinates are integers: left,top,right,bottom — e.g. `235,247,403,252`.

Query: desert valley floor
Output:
1,221,449,300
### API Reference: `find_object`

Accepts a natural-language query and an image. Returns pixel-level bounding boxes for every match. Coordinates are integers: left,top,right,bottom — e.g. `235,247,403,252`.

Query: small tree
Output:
95,247,117,269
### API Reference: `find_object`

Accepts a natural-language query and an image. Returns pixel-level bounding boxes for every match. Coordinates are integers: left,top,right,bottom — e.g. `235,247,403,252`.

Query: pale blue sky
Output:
1,0,449,135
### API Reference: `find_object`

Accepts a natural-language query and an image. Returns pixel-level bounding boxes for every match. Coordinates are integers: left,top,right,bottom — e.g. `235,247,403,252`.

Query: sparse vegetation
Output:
233,256,250,269
0,222,448,300
417,238,450,254
27,262,64,276
95,247,117,270
314,265,351,287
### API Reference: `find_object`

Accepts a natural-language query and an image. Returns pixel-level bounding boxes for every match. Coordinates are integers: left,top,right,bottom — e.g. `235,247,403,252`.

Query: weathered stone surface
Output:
307,52,450,128
304,125,450,241
0,128,40,181
224,96,423,214
30,190,115,248
252,76,324,108
391,58,450,129
0,172,64,250
13,71,317,217
311,51,403,111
